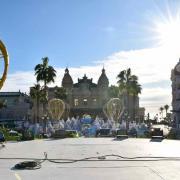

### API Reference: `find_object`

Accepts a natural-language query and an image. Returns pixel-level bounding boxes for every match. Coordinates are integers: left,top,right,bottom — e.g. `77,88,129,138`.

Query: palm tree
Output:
117,68,141,128
117,68,132,111
129,76,142,122
117,69,141,116
30,84,44,124
159,107,164,120
164,104,169,118
34,57,56,113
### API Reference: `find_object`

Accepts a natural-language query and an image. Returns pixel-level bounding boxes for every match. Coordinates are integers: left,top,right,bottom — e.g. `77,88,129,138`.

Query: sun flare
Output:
153,13,180,52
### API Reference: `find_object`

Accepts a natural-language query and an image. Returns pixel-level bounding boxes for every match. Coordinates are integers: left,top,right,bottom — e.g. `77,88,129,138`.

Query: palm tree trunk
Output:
37,97,40,123
34,98,38,124
126,93,129,131
43,80,48,133
133,94,136,123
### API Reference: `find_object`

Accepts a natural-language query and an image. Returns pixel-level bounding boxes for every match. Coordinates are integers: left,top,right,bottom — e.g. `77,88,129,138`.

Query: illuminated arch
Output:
0,40,9,90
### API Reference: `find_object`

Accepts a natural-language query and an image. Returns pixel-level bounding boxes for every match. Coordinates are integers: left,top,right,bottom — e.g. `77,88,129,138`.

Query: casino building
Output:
48,68,109,118
29,67,144,122
0,68,144,124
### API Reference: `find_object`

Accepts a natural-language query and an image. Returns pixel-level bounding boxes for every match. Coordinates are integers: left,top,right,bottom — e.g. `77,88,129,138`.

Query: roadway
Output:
1,137,180,180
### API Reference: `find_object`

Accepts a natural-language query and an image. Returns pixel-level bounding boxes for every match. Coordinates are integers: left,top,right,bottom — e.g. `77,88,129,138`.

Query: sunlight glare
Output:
154,13,180,52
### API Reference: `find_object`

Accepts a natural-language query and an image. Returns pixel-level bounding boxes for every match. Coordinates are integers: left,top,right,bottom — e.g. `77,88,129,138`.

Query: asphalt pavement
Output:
1,138,180,180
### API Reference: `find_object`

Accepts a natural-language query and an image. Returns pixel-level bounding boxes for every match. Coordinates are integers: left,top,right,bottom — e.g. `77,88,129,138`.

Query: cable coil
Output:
14,161,41,170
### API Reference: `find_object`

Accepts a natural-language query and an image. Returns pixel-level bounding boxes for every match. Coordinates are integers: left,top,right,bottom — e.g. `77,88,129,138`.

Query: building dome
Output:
62,68,73,88
98,68,109,88
174,59,180,75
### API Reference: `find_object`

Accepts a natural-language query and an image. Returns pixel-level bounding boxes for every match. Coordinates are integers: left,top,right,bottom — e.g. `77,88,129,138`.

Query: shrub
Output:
65,130,79,138
0,127,22,141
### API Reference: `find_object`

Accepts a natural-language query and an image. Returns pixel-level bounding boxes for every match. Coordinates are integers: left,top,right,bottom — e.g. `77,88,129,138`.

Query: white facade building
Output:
171,59,180,128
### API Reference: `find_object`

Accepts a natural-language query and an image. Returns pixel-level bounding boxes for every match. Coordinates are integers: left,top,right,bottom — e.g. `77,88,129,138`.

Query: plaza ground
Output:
1,138,180,179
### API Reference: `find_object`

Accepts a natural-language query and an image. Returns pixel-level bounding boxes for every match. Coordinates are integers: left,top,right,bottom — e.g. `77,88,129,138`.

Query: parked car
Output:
96,128,111,137
137,125,150,137
150,125,169,138
65,130,79,138
116,129,128,138
0,132,5,142
128,128,137,137
150,127,163,138
117,129,128,135
51,129,66,138
8,130,22,141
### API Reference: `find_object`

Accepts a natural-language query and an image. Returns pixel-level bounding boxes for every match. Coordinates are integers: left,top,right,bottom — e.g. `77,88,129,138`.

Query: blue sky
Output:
0,0,177,72
1,0,180,115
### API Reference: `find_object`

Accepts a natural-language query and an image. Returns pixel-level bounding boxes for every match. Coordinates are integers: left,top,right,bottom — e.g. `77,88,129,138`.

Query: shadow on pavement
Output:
112,137,128,141
44,138,65,141
150,138,164,142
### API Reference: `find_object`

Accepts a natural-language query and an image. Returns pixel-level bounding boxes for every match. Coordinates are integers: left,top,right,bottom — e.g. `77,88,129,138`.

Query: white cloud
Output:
1,46,178,116
140,87,172,114
1,71,35,92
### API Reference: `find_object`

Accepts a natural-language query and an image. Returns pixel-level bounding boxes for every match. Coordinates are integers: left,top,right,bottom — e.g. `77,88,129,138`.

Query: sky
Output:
1,0,180,117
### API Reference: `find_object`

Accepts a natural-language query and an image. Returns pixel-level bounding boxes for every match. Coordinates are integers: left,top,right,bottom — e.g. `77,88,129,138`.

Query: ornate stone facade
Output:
171,59,180,128
61,68,109,117
30,68,142,121
0,91,30,125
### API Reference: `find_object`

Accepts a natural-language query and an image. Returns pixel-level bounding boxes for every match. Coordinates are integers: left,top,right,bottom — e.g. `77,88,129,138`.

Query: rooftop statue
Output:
0,40,9,90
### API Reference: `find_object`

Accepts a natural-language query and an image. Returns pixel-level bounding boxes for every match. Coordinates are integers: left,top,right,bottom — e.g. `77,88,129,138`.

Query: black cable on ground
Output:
12,152,47,170
0,143,5,148
1,153,180,170
13,161,41,170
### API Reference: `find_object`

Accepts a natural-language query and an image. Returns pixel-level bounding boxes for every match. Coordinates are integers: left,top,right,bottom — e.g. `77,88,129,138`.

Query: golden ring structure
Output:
0,40,9,90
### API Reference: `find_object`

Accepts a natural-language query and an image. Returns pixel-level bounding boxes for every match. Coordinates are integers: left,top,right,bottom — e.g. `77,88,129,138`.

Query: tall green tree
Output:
117,68,141,128
30,84,44,123
34,57,56,113
117,68,132,112
54,87,67,100
117,69,141,114
164,104,169,118
129,75,142,122
108,85,119,98
159,106,164,120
